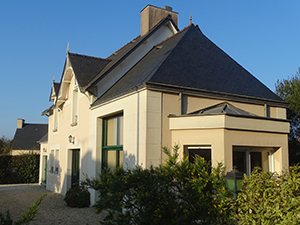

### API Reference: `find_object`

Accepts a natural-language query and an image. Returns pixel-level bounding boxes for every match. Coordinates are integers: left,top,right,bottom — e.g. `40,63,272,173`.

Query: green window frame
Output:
102,113,123,169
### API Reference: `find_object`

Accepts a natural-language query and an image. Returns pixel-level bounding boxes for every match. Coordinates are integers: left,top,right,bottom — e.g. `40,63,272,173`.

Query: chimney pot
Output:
162,6,172,11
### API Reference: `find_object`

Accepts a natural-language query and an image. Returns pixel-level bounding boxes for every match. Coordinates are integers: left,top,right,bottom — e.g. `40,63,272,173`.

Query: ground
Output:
0,184,105,224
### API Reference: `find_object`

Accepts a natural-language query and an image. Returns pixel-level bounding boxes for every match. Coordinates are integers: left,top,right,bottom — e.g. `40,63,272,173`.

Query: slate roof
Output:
49,82,61,101
68,53,110,91
92,24,284,106
188,102,258,117
12,123,48,150
86,15,179,90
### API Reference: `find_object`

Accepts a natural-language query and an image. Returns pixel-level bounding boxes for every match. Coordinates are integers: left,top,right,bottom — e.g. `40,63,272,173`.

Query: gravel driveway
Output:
0,184,105,224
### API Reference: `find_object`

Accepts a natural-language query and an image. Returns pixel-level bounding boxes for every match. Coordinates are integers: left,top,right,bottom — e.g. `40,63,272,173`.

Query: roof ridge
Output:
155,23,194,47
23,123,48,126
107,35,141,59
107,14,176,59
68,52,110,61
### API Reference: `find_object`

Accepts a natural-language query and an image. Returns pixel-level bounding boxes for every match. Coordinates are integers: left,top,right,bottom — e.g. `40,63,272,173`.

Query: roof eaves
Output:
145,81,288,107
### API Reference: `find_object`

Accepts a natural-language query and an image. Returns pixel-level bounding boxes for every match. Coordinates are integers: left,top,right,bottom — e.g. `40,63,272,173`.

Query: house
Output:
11,118,48,155
41,5,289,204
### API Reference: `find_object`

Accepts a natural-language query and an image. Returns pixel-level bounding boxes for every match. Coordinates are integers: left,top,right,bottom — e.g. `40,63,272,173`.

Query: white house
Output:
41,5,289,204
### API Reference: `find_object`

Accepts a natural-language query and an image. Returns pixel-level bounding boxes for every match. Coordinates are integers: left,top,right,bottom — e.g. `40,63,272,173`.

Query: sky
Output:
0,1,299,139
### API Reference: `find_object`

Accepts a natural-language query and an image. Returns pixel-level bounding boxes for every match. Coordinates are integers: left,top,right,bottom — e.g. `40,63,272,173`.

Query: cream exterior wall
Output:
46,69,90,196
89,89,162,176
161,93,288,173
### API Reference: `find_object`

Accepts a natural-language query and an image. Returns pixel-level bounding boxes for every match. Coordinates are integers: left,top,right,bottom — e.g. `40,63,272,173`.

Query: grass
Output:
0,192,46,225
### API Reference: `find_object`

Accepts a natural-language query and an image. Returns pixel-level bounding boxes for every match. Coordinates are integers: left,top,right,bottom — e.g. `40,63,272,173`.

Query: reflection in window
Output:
233,149,264,176
102,114,123,169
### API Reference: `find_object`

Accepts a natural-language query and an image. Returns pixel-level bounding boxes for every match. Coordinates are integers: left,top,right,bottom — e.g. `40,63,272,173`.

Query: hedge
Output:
0,154,40,184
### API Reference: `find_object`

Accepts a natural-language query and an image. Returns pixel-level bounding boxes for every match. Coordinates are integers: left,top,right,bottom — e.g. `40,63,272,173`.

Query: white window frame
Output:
53,108,58,132
49,149,60,174
71,86,79,126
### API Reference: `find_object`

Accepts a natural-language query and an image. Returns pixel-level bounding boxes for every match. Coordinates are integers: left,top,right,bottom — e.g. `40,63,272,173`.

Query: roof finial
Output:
66,42,69,54
189,11,192,25
52,76,55,83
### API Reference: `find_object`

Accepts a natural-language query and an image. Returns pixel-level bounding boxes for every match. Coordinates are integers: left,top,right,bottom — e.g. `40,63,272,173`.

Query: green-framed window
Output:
102,113,123,170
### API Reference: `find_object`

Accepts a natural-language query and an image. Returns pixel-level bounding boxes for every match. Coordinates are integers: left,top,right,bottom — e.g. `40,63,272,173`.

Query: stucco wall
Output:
46,72,90,195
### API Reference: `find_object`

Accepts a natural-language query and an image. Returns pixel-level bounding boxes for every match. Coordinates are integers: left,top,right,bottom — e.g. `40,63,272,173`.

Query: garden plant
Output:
236,166,300,224
84,145,235,225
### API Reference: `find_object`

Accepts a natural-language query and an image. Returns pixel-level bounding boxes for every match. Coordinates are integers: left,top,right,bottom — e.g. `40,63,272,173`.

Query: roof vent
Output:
162,5,172,11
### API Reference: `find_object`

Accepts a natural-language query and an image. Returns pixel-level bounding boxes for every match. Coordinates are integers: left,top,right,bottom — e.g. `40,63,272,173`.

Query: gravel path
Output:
0,184,105,224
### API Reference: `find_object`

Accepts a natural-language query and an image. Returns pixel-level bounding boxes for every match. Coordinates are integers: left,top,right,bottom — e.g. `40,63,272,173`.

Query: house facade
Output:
41,5,289,203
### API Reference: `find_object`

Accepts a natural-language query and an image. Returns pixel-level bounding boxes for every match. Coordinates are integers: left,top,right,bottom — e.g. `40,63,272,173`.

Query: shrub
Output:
236,166,300,224
0,154,39,184
84,145,235,225
64,186,90,208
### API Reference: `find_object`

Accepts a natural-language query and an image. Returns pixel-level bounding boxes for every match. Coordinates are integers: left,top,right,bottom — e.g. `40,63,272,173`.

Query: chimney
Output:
141,5,178,36
17,118,24,129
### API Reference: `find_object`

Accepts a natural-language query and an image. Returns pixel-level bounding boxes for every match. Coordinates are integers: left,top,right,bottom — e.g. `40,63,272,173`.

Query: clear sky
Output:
0,1,299,139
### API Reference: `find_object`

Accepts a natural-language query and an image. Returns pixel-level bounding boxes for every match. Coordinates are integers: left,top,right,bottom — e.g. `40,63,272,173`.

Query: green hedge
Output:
0,154,40,184
84,145,235,225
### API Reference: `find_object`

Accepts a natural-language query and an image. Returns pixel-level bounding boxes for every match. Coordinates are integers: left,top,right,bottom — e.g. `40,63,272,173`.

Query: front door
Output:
71,149,80,188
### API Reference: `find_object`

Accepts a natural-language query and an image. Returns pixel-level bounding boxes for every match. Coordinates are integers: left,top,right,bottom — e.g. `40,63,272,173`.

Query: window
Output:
233,147,274,176
71,88,78,126
50,150,55,173
53,108,58,132
102,114,123,170
49,149,59,174
55,149,59,174
184,145,211,163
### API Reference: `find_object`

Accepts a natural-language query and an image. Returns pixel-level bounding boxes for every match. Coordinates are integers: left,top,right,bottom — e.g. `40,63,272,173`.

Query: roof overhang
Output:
169,114,290,134
145,82,288,108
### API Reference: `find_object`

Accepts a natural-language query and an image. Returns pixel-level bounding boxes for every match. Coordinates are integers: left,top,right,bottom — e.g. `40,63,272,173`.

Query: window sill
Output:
70,122,77,127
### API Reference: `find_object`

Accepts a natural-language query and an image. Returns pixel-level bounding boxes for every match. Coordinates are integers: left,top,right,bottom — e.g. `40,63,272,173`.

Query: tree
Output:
0,136,12,155
276,68,300,164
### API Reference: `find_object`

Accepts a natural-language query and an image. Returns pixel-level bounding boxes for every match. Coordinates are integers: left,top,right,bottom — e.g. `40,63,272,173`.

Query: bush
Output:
64,186,90,208
84,145,235,225
0,154,40,184
236,166,300,224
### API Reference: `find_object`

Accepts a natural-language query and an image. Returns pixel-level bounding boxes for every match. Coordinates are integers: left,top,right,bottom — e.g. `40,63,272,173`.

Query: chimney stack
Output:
141,5,178,36
17,118,24,129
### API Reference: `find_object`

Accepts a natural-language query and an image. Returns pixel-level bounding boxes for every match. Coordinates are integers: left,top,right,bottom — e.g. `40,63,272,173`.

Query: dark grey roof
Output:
49,82,61,102
12,124,48,150
189,102,257,117
54,82,60,96
93,24,284,106
86,15,179,90
68,52,110,91
37,133,48,143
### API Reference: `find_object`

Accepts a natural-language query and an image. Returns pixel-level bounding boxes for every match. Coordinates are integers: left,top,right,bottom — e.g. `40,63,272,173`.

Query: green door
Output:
71,150,80,188
44,156,47,184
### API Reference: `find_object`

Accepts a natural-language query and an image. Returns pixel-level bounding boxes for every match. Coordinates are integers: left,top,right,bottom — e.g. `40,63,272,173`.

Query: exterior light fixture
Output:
225,166,244,200
68,135,75,144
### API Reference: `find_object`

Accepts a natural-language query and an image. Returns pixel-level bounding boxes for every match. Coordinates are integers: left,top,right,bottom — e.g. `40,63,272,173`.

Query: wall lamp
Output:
68,135,75,144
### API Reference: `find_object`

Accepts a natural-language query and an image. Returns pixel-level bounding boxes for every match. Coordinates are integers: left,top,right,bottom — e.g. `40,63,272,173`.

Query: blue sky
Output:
0,1,299,139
